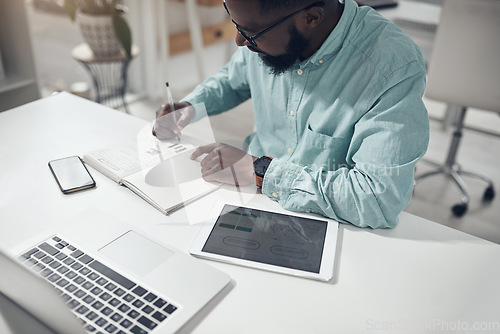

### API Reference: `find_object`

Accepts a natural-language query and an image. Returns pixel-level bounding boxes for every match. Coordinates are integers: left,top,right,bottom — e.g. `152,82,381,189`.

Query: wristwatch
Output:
253,156,273,189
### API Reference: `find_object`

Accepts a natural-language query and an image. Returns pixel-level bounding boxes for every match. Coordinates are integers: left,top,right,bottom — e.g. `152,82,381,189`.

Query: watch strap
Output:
253,156,273,189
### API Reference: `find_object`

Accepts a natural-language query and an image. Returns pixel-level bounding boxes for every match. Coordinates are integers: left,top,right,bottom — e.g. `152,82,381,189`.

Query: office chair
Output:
415,0,499,217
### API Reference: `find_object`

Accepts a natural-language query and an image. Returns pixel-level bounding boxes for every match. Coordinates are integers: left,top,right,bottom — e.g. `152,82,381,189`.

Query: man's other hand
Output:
190,143,257,186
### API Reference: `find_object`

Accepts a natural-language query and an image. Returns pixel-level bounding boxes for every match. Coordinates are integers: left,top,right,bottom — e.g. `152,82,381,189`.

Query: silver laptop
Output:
0,209,231,334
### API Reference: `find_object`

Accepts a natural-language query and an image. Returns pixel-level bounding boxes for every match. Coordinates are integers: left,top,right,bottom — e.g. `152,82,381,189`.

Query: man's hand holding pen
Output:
152,102,258,187
152,102,195,140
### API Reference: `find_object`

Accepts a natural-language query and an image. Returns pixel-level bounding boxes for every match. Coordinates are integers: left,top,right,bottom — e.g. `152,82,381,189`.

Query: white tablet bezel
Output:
190,201,339,282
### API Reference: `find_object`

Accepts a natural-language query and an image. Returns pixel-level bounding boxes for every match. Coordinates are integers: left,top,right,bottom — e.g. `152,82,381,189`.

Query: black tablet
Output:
190,202,339,281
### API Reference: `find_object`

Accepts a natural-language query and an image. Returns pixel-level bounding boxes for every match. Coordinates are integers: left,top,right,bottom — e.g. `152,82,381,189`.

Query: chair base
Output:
415,160,495,217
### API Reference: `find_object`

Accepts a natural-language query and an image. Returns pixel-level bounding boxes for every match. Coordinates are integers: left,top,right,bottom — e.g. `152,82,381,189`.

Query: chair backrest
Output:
425,0,500,112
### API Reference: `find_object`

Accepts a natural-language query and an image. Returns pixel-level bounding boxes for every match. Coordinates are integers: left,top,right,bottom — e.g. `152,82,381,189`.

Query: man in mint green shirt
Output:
153,0,429,228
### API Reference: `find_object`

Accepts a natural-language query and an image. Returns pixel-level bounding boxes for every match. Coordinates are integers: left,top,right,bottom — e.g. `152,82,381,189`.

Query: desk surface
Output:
1,93,500,333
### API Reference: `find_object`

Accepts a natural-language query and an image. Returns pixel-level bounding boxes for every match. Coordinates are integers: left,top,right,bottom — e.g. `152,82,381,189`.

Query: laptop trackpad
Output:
99,231,174,276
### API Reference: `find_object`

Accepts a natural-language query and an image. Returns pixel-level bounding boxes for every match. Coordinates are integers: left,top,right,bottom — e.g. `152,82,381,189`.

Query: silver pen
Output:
165,82,181,141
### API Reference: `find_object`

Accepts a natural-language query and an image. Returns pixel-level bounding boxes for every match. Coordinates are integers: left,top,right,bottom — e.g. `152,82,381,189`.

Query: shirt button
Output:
318,59,324,64
297,69,303,75
287,147,292,153
289,110,295,116
272,192,279,198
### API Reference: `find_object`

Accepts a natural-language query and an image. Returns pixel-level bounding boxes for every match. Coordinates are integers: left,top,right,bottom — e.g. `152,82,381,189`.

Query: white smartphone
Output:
48,156,96,194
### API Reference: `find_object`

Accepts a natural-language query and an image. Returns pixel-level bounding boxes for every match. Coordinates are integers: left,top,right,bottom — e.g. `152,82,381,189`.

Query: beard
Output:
259,25,310,76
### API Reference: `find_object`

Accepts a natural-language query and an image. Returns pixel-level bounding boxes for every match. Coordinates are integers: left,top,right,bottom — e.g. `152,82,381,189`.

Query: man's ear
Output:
298,6,324,30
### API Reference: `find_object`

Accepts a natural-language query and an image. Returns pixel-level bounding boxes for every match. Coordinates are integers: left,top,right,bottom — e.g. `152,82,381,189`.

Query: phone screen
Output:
48,156,96,194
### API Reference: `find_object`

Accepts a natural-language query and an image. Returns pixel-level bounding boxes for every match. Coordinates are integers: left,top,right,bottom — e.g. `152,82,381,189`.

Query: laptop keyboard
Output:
17,235,179,334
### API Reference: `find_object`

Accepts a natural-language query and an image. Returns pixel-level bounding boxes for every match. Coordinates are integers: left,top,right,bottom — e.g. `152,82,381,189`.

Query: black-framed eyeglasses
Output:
223,0,326,48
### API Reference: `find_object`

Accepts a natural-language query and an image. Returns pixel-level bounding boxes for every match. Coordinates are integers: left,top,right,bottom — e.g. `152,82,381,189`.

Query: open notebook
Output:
83,129,220,215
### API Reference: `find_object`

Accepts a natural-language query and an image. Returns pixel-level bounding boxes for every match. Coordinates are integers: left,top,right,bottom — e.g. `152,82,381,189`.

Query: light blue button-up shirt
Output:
182,0,429,228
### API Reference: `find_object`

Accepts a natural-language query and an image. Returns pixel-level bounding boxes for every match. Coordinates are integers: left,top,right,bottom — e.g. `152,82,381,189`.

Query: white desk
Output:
1,93,500,333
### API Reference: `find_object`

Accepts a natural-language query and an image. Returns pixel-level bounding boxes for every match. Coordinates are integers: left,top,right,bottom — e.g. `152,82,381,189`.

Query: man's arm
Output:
153,48,251,139
262,68,429,229
181,48,251,121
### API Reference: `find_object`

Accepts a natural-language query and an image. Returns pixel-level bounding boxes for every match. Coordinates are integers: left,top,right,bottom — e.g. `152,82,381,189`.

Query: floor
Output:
26,1,500,244
406,107,500,244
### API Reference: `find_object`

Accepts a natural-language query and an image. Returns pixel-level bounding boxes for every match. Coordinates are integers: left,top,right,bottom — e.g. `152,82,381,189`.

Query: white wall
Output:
126,0,237,100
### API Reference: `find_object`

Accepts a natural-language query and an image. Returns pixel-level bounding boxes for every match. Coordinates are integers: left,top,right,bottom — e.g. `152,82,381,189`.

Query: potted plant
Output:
63,0,132,59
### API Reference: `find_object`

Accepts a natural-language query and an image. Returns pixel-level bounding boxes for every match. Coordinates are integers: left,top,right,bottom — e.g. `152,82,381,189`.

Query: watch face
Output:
254,156,272,177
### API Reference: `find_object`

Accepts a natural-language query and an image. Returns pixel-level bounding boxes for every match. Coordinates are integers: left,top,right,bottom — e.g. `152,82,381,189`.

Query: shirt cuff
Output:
262,158,303,202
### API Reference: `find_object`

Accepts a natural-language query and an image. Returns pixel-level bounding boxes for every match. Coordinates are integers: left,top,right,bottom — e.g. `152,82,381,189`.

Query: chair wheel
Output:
483,186,495,201
452,203,468,217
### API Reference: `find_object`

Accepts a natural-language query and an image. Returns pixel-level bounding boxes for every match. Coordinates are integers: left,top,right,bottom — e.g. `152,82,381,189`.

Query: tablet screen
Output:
201,205,328,273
